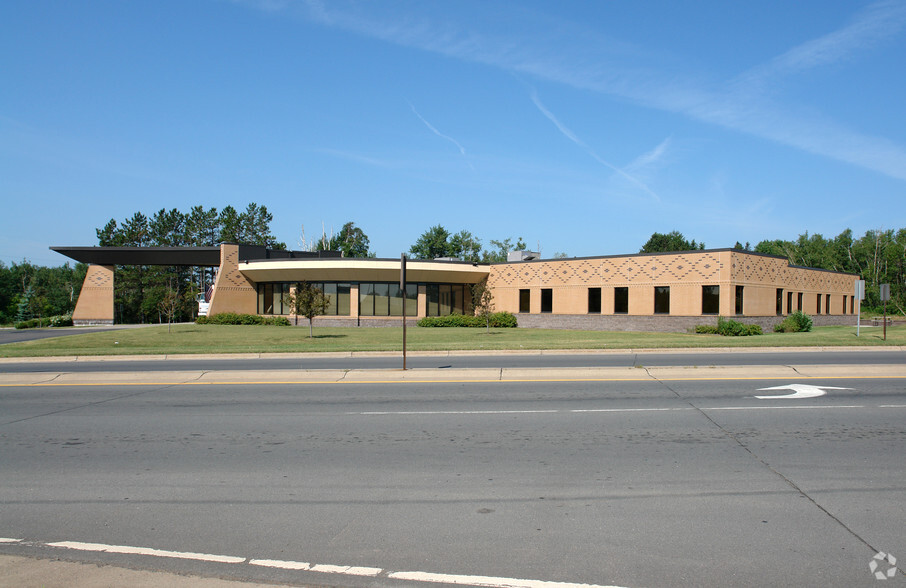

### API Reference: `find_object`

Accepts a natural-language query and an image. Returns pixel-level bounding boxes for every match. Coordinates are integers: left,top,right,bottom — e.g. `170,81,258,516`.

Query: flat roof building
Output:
53,243,859,332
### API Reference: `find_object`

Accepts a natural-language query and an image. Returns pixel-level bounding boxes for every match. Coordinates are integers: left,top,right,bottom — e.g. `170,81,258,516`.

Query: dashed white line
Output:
0,538,23,543
350,405,874,416
46,541,246,564
388,570,625,588
40,538,626,588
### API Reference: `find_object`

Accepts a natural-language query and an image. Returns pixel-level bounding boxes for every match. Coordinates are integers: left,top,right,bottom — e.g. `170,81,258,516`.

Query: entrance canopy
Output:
51,246,222,267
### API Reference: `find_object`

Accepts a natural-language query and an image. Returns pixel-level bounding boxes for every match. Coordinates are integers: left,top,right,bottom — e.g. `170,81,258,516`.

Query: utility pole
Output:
401,254,407,370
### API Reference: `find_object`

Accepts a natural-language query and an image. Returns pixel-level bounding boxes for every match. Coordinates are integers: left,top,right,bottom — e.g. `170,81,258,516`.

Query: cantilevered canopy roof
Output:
51,247,222,266
238,258,490,284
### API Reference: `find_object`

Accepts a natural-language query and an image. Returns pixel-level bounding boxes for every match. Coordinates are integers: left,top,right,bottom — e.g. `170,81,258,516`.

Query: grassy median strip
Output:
0,323,903,357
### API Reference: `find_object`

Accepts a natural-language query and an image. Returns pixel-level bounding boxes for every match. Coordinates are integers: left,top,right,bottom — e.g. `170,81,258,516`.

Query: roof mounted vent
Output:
507,250,540,262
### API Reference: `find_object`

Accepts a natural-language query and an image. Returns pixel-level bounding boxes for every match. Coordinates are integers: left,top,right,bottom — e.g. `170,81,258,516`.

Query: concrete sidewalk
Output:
1,363,905,387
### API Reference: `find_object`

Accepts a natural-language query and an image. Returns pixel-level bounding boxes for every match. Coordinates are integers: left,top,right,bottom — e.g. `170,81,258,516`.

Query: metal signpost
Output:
401,254,407,370
855,279,865,337
880,283,890,341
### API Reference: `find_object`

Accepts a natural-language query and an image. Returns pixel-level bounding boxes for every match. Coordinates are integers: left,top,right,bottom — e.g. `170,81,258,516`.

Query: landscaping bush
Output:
196,313,290,326
51,314,73,327
717,316,762,336
773,310,813,333
694,317,761,336
14,314,73,329
417,312,517,328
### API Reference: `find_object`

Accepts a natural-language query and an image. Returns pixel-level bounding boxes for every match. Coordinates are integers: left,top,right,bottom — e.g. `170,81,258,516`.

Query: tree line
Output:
408,225,528,263
0,261,86,324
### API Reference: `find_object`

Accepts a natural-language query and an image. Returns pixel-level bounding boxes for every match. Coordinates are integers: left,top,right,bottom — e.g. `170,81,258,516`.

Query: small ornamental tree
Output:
158,286,180,333
283,281,331,338
471,279,495,333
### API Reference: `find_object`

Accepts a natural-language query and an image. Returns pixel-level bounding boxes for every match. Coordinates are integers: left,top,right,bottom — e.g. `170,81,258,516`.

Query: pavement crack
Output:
0,385,174,428
787,365,805,377
649,374,891,563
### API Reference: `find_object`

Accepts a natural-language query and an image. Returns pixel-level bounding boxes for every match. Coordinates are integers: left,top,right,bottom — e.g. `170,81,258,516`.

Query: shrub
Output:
196,313,289,326
694,317,762,337
417,312,517,328
14,316,74,329
717,316,763,336
774,310,813,333
51,314,73,327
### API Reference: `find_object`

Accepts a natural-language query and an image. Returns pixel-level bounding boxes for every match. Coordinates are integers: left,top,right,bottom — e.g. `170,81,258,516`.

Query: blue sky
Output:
2,0,905,265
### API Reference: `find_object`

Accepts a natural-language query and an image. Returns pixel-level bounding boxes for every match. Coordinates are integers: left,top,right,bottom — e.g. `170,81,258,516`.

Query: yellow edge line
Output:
4,374,906,387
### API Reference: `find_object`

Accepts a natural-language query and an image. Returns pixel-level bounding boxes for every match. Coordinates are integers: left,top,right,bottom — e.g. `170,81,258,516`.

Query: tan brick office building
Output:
54,244,859,332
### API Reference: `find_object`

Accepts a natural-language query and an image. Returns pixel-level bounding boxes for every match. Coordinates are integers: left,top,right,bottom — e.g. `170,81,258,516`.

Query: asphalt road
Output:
1,348,904,374
0,325,149,345
1,370,904,587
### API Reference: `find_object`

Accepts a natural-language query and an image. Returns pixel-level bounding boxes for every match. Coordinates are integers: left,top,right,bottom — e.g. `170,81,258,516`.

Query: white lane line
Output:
41,538,626,588
388,570,625,588
310,563,383,576
47,541,246,564
879,405,906,408
704,405,864,411
351,405,876,416
249,558,312,570
354,410,560,415
0,538,23,543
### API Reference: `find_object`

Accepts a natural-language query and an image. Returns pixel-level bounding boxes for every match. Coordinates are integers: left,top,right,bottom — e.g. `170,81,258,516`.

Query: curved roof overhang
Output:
238,258,490,284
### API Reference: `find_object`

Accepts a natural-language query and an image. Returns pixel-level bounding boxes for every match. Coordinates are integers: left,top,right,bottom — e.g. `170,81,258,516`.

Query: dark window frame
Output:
654,286,670,315
540,288,553,313
614,287,629,314
701,285,720,315
519,289,531,313
588,288,602,314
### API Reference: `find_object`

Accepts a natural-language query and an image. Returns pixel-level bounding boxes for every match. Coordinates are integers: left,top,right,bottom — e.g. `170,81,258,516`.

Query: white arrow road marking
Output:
755,384,851,399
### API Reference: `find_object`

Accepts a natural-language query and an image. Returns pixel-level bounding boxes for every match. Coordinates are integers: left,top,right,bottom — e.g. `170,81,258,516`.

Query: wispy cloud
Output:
408,101,474,170
266,0,906,182
737,0,906,86
529,91,661,202
625,137,671,173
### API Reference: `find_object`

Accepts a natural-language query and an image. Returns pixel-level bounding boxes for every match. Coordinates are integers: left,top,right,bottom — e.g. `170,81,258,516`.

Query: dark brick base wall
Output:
291,317,419,328
515,313,858,333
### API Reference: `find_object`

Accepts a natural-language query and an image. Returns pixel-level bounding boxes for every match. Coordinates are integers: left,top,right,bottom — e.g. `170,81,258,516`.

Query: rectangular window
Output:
519,289,531,313
541,288,553,313
816,293,822,314
826,294,831,315
359,283,375,316
797,292,803,311
702,285,719,315
850,296,854,314
614,287,629,314
258,283,290,315
427,284,439,316
439,284,452,315
360,282,418,316
588,288,602,314
654,286,670,314
776,289,784,316
787,292,793,315
389,284,404,316
735,286,744,315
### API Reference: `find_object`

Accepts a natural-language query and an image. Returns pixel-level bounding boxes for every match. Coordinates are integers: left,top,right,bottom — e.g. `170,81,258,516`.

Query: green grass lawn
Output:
1,323,903,357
